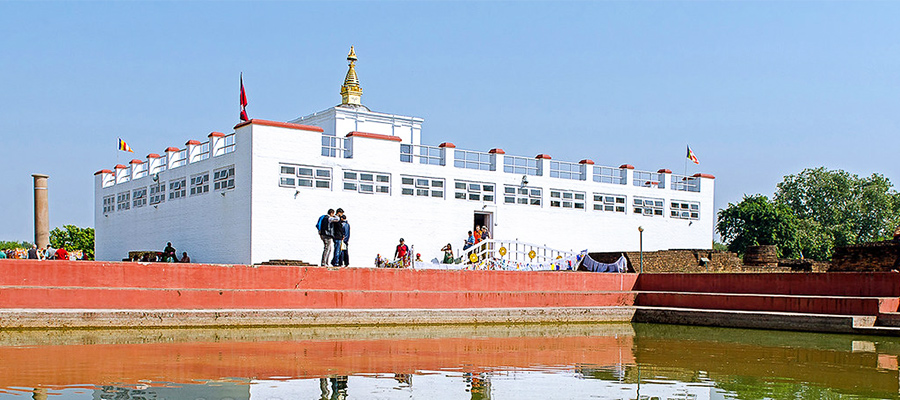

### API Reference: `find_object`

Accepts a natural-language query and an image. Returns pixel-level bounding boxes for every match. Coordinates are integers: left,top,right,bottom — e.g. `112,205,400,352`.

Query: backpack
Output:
316,215,328,234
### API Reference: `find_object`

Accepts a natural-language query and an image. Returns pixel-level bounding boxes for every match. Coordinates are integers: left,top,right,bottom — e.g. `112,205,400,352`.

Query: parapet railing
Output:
401,144,445,165
670,174,701,192
457,239,578,265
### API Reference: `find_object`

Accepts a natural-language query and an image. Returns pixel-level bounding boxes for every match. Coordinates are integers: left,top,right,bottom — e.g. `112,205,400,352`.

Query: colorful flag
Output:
118,138,134,153
686,145,699,165
240,73,249,122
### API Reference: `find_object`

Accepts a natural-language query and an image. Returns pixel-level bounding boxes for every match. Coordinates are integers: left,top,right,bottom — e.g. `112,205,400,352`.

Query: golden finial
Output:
341,46,363,106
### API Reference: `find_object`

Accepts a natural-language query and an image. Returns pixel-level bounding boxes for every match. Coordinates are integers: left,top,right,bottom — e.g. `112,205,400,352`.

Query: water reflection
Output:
0,323,896,399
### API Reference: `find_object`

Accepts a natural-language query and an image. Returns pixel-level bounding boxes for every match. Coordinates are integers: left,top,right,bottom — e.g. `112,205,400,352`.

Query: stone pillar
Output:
32,174,50,249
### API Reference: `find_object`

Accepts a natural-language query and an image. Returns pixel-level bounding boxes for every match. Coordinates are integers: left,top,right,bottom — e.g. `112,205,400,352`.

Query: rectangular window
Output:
503,156,540,176
593,193,626,213
168,178,186,200
670,200,700,220
453,180,495,203
116,191,131,211
453,149,494,171
549,189,586,209
149,182,166,205
283,164,331,189
214,165,235,191
401,175,444,198
190,173,209,196
549,161,585,180
503,185,541,206
344,170,390,195
132,187,147,208
102,195,115,214
634,196,665,217
593,166,627,185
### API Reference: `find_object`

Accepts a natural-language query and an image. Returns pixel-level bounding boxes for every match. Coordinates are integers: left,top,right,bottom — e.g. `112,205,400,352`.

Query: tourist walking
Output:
317,208,336,266
330,208,345,266
339,214,350,266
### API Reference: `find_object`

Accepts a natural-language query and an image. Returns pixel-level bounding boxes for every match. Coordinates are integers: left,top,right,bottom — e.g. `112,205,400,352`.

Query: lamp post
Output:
638,226,644,274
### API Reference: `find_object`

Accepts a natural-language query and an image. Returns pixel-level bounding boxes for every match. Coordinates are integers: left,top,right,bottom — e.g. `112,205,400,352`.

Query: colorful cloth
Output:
582,254,627,273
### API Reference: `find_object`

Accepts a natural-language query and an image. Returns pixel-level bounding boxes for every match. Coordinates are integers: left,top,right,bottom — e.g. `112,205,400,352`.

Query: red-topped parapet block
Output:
619,164,635,169
438,142,456,148
234,118,324,133
535,154,552,159
693,173,716,179
345,131,402,142
657,169,672,174
579,159,595,165
489,148,505,154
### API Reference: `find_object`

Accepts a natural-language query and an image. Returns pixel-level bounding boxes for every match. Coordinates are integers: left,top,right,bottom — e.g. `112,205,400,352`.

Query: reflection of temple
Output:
1,324,898,399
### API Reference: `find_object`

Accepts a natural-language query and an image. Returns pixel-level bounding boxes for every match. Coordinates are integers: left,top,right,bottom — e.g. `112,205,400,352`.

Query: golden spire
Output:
341,46,363,105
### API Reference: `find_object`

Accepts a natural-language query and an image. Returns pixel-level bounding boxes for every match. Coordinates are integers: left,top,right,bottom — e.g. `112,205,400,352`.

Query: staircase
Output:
632,272,900,334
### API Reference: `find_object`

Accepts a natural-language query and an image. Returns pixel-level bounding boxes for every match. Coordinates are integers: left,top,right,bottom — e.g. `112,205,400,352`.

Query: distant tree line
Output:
0,225,94,259
717,167,900,261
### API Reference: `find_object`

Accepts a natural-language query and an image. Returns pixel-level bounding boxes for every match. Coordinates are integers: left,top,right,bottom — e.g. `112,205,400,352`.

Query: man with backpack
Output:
317,209,335,266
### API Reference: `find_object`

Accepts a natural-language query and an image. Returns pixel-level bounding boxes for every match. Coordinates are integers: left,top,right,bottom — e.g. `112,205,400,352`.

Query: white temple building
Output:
94,47,716,265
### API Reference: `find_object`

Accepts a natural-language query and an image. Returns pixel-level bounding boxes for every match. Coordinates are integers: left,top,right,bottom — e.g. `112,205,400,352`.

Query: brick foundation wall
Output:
588,249,744,273
830,240,900,272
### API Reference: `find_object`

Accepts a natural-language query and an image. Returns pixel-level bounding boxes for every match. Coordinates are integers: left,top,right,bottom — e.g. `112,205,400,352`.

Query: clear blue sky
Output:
1,1,898,242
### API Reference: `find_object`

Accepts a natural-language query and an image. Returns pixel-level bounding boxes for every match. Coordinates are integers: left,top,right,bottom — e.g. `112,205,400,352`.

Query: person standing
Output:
27,244,39,259
180,252,191,263
394,238,409,267
54,247,68,261
317,209,336,266
473,227,482,244
481,226,490,241
330,208,345,266
340,214,350,266
45,244,55,260
463,231,475,250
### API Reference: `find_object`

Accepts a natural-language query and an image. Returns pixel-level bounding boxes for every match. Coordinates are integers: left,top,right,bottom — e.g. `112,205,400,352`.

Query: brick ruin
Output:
829,240,900,272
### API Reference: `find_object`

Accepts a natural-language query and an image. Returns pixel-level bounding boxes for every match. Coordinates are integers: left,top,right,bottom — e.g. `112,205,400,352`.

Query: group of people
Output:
317,208,351,267
0,244,80,260
463,226,491,251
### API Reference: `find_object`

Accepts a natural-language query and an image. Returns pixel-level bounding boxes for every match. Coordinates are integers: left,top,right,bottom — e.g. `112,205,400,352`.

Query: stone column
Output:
32,174,50,249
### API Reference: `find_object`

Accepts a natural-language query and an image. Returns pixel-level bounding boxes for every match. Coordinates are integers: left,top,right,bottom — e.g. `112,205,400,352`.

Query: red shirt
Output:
55,248,68,260
396,244,408,258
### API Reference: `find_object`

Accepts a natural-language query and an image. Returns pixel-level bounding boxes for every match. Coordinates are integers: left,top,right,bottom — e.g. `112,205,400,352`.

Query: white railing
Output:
633,170,664,189
549,160,585,180
322,134,352,158
190,142,210,163
593,165,626,185
221,134,236,155
453,149,494,171
457,239,578,265
169,150,187,169
401,144,445,165
671,174,700,192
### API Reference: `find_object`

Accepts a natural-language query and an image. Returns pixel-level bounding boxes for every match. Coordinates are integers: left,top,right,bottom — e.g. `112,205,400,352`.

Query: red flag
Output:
240,73,249,121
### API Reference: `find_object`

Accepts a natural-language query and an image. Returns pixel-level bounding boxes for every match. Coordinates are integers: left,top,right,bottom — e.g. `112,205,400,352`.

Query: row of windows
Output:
102,166,235,214
274,164,700,218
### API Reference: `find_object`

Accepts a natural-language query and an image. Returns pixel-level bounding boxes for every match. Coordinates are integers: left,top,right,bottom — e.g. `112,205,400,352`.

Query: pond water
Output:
0,323,896,399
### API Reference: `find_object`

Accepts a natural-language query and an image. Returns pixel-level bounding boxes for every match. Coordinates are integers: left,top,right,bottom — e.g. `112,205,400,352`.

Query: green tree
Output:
49,225,94,258
716,195,800,258
775,167,900,257
0,241,32,251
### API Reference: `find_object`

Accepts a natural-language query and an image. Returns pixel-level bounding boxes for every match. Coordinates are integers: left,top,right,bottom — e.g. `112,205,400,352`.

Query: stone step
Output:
0,260,638,292
635,291,900,316
634,272,900,297
0,286,636,309
633,306,894,335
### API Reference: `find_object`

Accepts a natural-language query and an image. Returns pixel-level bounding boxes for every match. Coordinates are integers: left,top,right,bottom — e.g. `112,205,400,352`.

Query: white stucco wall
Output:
95,109,714,266
94,133,252,264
